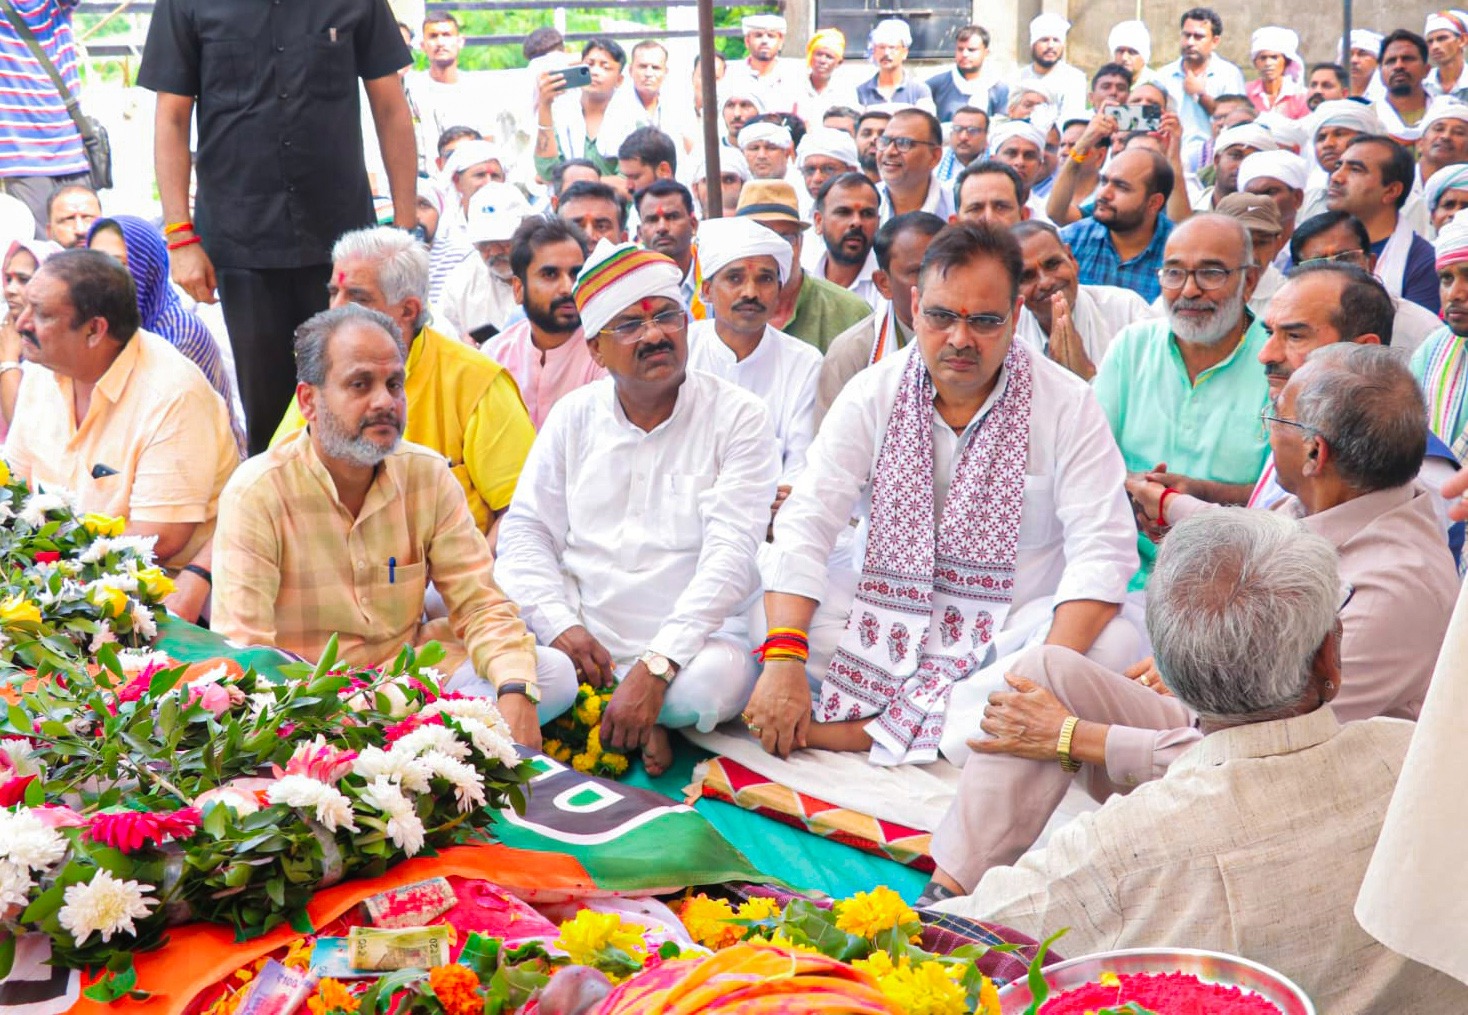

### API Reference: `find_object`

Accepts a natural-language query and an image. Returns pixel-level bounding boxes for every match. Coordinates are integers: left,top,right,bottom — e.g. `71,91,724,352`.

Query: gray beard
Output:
1167,287,1246,346
314,403,402,468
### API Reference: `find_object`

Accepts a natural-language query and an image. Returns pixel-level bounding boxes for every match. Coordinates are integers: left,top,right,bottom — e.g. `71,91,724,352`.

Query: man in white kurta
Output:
496,241,780,773
745,223,1141,766
687,216,822,486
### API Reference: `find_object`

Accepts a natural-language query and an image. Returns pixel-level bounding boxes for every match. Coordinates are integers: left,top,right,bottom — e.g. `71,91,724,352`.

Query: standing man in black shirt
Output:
138,0,418,454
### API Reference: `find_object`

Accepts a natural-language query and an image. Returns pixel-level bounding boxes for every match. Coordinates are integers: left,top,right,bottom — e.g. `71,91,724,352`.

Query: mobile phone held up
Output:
551,64,593,89
1112,102,1162,132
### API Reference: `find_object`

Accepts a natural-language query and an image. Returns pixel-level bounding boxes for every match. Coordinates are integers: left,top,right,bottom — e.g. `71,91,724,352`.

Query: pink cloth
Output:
1246,79,1311,118
480,319,606,430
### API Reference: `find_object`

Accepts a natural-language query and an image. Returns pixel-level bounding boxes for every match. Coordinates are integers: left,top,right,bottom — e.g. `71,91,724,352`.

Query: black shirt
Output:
138,0,411,269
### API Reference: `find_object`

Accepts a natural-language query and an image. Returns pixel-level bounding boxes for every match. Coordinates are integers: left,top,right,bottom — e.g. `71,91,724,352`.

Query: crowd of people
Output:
4,0,1468,1010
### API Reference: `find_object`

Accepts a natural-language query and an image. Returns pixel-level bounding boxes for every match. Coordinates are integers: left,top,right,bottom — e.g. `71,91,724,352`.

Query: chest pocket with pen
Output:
309,29,356,101
371,560,426,631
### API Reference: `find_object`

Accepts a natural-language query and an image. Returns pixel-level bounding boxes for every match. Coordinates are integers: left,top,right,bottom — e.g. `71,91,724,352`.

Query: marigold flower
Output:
977,974,1002,1015
306,977,360,1015
0,595,42,628
735,896,781,922
874,958,967,1015
677,894,741,949
556,909,648,968
428,963,481,1015
833,886,920,939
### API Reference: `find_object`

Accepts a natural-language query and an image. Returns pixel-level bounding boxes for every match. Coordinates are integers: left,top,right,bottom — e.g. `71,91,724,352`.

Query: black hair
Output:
45,183,98,221
523,27,564,61
617,126,678,175
581,37,626,69
559,180,629,228
956,24,990,47
548,159,600,196
436,126,482,160
814,171,880,213
890,108,943,146
1091,62,1134,89
1283,261,1396,346
510,216,591,285
1180,7,1223,37
1380,29,1429,63
919,222,1024,302
1289,210,1372,264
635,178,696,217
954,159,1028,208
39,248,139,343
874,211,946,272
1345,134,1415,209
1309,62,1349,88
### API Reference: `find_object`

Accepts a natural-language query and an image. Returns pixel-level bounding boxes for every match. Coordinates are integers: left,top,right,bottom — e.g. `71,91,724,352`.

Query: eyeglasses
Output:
1297,249,1368,269
951,125,986,137
598,307,688,343
1259,404,1319,436
920,307,1013,334
1156,265,1251,291
874,136,939,153
1338,583,1356,614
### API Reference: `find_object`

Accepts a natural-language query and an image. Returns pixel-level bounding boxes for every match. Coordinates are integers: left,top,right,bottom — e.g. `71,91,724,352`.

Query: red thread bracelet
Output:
163,221,194,236
1157,487,1181,527
167,236,202,251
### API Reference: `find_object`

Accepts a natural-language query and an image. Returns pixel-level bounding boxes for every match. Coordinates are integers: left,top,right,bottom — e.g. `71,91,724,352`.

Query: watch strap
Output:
1057,715,1083,773
497,681,541,704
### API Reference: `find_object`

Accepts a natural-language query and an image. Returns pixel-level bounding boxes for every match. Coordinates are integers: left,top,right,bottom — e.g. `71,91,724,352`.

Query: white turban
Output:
465,182,532,244
1427,164,1468,210
869,18,912,48
692,149,751,184
573,239,686,337
695,216,793,286
1311,99,1382,138
1029,13,1070,44
1345,29,1384,58
720,85,768,115
442,139,503,181
1215,123,1280,155
1436,209,1468,269
1250,26,1300,62
1238,150,1310,192
738,121,794,150
1257,109,1309,151
1421,99,1468,137
1108,20,1151,61
796,127,859,169
1425,11,1468,37
742,13,786,33
988,119,1046,156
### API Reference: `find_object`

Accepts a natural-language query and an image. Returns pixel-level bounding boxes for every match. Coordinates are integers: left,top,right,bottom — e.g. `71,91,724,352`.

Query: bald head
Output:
1289,344,1426,492
1166,212,1252,265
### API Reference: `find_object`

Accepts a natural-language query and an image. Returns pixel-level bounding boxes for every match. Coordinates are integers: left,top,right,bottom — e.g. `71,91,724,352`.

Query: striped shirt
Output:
0,0,88,178
1060,214,1174,303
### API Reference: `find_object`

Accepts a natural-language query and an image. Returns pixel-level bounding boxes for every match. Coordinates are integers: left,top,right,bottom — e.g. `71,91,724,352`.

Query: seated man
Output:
214,306,573,744
5,250,237,620
1010,220,1154,379
440,182,536,339
271,227,535,542
1092,213,1271,589
925,345,1457,899
689,216,821,487
1412,211,1468,450
496,241,780,774
803,173,883,311
930,509,1468,1014
483,216,605,430
817,211,946,419
747,224,1141,766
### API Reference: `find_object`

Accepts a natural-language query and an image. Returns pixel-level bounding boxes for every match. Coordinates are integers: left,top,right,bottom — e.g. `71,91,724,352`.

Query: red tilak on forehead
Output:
640,298,655,313
336,271,347,286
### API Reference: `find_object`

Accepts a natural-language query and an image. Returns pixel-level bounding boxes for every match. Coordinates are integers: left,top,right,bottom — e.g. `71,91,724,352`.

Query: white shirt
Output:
497,371,780,667
1248,263,1288,318
762,344,1138,619
878,172,956,224
1014,284,1156,365
721,57,805,114
687,320,822,483
1015,62,1088,122
439,255,518,338
800,245,883,312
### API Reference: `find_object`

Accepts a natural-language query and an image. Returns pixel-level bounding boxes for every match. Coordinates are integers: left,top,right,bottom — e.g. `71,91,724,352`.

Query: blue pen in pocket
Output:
388,556,396,583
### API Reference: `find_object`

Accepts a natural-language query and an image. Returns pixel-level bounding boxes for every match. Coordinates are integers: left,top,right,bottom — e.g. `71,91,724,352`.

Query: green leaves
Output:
1022,927,1069,1015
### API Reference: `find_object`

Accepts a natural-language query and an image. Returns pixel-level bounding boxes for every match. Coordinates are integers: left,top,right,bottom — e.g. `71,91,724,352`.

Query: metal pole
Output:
1342,0,1352,85
697,0,723,217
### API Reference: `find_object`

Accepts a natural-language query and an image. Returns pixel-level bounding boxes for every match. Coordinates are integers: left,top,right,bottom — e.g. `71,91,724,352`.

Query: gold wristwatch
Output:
1056,715,1082,773
639,651,676,683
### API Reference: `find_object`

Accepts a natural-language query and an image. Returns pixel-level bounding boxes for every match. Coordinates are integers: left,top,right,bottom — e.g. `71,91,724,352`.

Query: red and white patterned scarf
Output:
819,342,1032,764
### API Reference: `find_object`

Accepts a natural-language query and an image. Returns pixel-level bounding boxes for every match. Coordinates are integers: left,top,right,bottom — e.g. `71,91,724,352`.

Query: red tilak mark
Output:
640,298,655,312
336,271,347,286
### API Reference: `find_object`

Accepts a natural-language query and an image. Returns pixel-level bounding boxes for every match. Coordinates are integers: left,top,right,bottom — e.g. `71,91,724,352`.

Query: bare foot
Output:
803,719,873,752
641,725,673,776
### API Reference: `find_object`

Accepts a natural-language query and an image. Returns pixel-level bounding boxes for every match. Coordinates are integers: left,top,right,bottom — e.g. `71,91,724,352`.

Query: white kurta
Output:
687,320,822,483
800,245,883,313
497,370,779,669
762,343,1142,763
878,172,956,224
1014,283,1156,365
439,256,518,338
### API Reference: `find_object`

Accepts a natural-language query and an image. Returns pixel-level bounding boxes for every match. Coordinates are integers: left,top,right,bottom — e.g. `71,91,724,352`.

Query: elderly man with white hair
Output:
1108,20,1157,89
1247,27,1310,118
497,240,780,775
1014,13,1087,121
722,13,801,113
927,501,1468,1014
689,216,822,488
1239,149,1309,267
439,182,535,341
1425,10,1468,102
855,19,935,111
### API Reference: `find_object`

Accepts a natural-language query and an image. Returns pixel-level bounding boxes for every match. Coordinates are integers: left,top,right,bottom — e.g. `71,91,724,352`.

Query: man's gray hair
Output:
1147,510,1340,723
331,226,431,331
294,304,405,387
1292,344,1427,492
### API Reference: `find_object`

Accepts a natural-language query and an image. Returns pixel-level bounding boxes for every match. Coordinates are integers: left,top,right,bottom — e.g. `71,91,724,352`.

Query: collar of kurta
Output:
1300,481,1418,547
90,330,146,410
1166,309,1259,384
1171,704,1340,772
291,425,404,524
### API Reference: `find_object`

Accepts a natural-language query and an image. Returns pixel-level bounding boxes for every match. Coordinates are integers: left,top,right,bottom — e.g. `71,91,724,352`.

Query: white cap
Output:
1421,99,1468,136
1215,122,1281,155
988,119,1047,156
1238,150,1310,193
696,216,794,286
1346,29,1384,57
442,139,503,180
1108,20,1151,61
742,13,786,33
692,150,751,184
1426,11,1468,37
1256,109,1309,151
465,182,533,244
1029,13,1070,45
795,127,859,169
1310,99,1382,139
720,84,768,115
869,19,912,48
738,121,794,150
1250,26,1301,68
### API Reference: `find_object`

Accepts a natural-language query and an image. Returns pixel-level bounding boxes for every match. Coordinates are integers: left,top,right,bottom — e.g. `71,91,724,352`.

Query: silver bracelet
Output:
0,361,20,376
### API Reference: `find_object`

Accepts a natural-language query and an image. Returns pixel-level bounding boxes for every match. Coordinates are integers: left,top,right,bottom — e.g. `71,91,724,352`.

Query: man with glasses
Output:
876,109,955,223
1092,213,1271,589
496,241,780,776
935,107,990,186
744,223,1140,769
1290,211,1444,356
922,344,1458,911
855,19,935,112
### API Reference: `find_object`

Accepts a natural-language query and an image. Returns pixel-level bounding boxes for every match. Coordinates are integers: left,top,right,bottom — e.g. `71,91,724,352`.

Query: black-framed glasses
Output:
1156,265,1251,291
598,308,688,343
874,136,939,153
920,306,1013,334
1339,583,1356,614
1297,249,1368,269
951,125,986,138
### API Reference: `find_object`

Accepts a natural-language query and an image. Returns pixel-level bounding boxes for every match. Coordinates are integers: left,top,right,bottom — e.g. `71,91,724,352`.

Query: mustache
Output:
1171,298,1218,313
1263,362,1290,380
840,228,867,244
938,347,981,364
732,297,767,312
637,340,676,359
549,295,577,312
360,412,403,433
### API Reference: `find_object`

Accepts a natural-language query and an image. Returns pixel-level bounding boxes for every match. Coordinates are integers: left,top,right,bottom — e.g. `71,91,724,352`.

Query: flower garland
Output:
541,683,629,779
